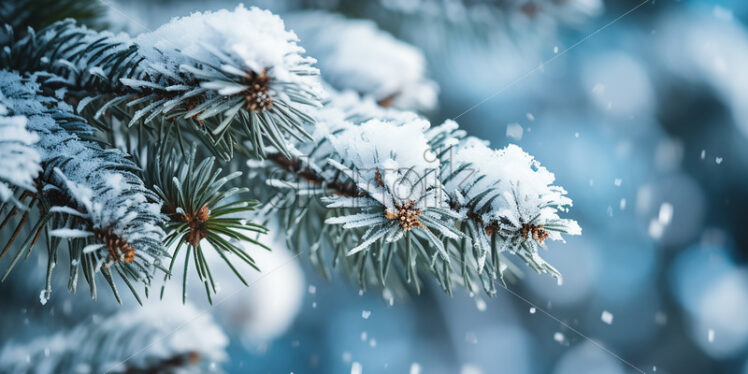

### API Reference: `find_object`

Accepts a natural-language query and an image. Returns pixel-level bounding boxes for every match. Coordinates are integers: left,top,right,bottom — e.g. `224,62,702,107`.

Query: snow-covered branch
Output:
0,303,227,374
2,5,324,158
0,71,166,303
141,146,269,304
0,98,40,206
0,2,582,299
251,91,580,294
287,11,438,111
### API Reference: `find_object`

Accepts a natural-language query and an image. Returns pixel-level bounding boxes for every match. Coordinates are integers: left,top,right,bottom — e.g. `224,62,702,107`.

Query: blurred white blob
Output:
506,123,524,140
351,361,363,374
635,174,705,246
162,237,305,345
601,310,614,325
475,298,487,312
657,11,748,139
670,241,748,357
581,52,655,117
214,240,304,344
648,202,674,240
690,268,748,358
648,219,664,240
658,203,674,225
713,6,734,21
287,11,438,111
670,244,737,315
552,341,625,374
460,364,483,374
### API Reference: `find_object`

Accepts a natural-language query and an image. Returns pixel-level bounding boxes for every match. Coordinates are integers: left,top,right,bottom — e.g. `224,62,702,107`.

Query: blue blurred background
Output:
5,0,748,373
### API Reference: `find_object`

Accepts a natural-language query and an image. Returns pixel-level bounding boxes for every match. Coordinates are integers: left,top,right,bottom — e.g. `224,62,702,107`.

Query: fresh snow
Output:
351,361,363,374
135,5,319,85
0,303,227,373
0,71,165,267
601,310,614,325
445,137,580,241
328,118,446,213
288,11,438,111
506,122,523,140
0,101,41,201
554,332,565,344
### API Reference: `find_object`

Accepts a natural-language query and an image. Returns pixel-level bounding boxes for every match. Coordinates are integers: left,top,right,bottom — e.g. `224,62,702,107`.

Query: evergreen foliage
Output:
0,303,227,374
0,1,589,372
0,2,579,303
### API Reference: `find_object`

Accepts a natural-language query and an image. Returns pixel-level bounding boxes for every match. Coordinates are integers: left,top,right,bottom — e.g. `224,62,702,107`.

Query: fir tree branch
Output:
0,97,41,207
0,2,583,301
250,91,581,295
140,146,269,304
286,11,439,111
1,5,324,159
0,303,227,374
0,71,167,304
